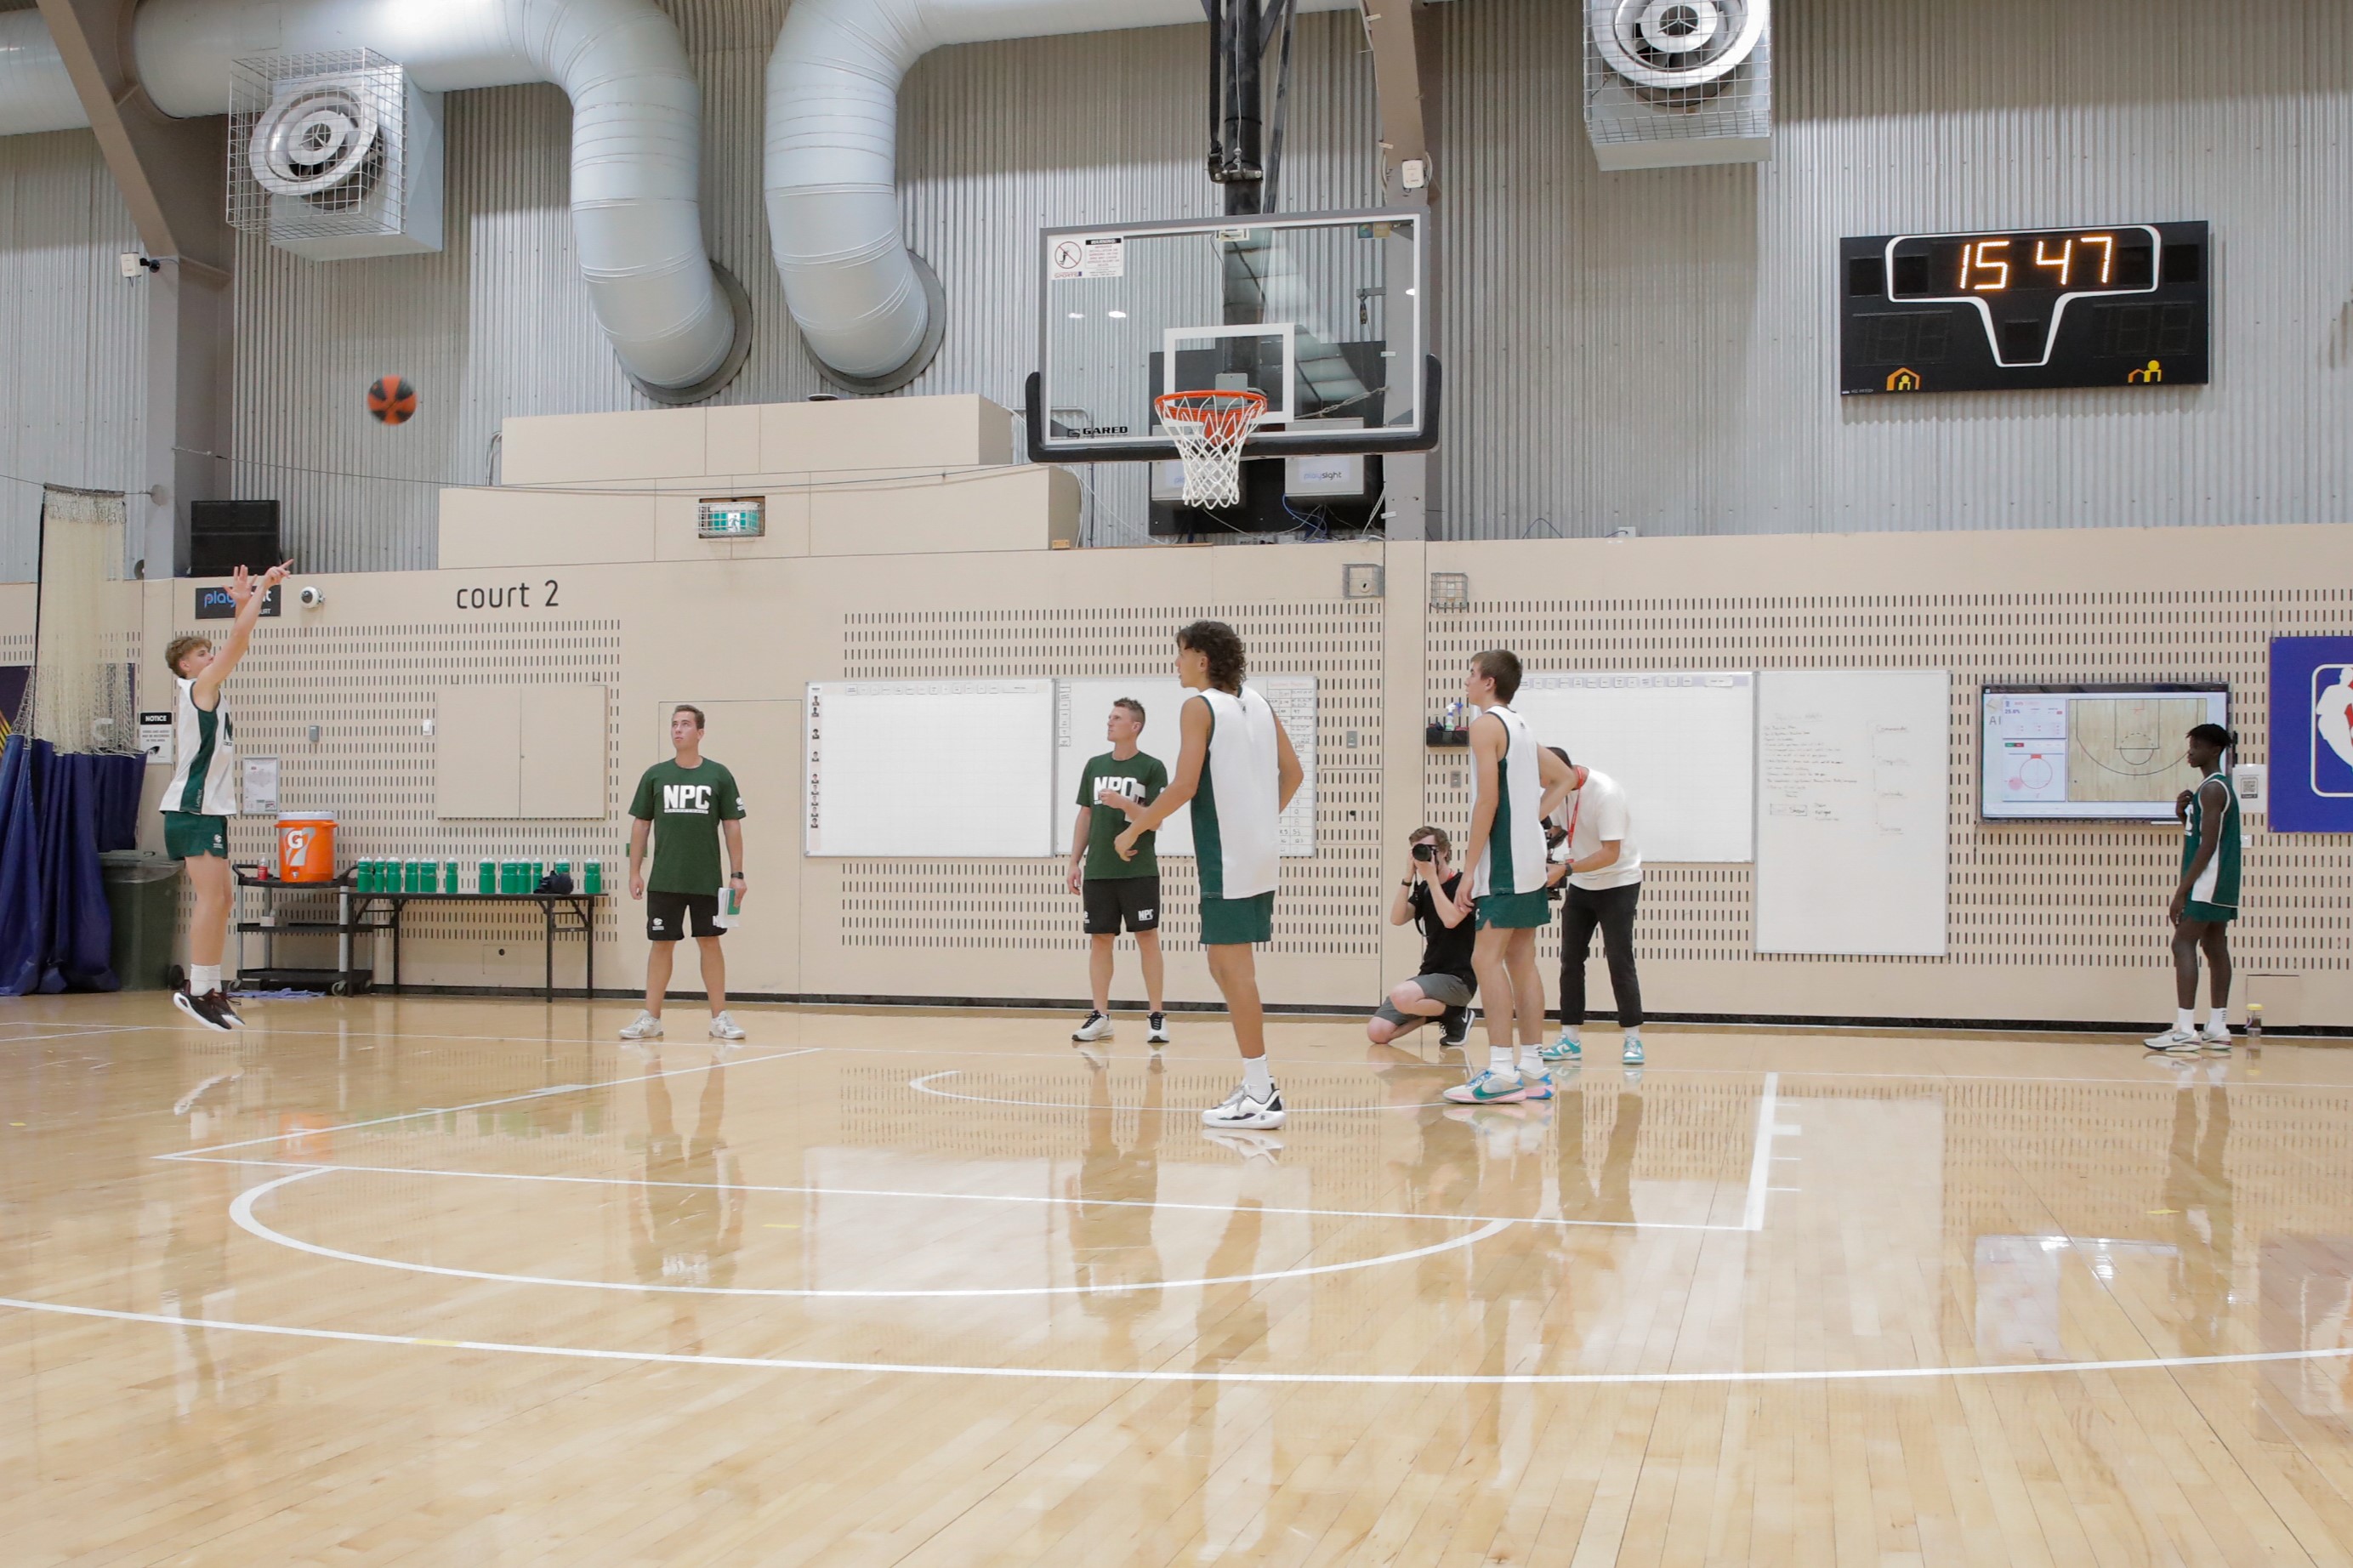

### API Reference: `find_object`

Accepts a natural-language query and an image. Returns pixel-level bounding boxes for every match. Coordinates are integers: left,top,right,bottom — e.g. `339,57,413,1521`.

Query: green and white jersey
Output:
1189,686,1281,900
165,676,238,817
2184,770,2241,910
1470,702,1547,900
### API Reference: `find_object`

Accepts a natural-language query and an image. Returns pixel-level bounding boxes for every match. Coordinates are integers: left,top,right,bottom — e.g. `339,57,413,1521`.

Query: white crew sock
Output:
190,964,221,994
1242,1056,1273,1099
1488,1045,1518,1076
1557,1023,1581,1043
1518,1046,1549,1077
1624,1027,1642,1047
2174,1008,2196,1034
2205,1003,2231,1030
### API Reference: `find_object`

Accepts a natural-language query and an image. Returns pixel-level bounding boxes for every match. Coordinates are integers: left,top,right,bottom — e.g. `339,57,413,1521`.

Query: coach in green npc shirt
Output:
1066,696,1171,1047
619,704,748,1046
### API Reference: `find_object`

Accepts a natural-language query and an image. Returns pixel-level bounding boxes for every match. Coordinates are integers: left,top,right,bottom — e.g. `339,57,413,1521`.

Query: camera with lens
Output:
1412,842,1435,863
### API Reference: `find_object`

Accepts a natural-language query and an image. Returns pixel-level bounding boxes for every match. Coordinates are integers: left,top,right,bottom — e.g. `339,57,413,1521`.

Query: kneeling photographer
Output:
1367,826,1477,1048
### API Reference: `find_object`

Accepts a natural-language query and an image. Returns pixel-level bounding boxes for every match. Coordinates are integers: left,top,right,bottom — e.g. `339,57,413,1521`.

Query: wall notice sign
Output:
1049,236,1123,281
139,712,173,764
242,755,279,815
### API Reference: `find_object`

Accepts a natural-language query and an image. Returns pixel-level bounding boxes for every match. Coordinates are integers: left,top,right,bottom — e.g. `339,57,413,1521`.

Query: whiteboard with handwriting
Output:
1753,669,1950,955
1514,671,1754,862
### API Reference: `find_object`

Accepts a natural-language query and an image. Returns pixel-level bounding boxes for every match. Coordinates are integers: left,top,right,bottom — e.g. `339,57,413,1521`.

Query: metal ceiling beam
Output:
34,0,230,276
1360,0,1431,203
34,0,234,578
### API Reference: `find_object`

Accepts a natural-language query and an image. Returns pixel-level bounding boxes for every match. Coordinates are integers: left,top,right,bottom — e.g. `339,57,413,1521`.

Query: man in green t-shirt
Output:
1066,697,1170,1048
621,705,748,1045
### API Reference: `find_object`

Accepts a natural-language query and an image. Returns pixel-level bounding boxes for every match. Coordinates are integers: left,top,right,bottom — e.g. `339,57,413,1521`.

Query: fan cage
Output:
227,48,411,242
1583,0,1773,150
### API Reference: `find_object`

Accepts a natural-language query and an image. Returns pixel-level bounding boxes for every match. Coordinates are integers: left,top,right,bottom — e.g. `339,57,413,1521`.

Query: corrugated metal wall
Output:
224,5,1378,566
1428,0,2353,539
0,128,148,581
6,0,2351,570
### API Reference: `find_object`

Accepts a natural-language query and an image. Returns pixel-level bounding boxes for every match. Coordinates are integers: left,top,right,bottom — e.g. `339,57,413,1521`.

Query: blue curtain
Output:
0,735,128,995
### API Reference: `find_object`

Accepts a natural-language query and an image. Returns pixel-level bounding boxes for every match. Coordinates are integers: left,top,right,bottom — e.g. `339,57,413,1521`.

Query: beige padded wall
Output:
3,494,2346,1026
1423,531,2353,1028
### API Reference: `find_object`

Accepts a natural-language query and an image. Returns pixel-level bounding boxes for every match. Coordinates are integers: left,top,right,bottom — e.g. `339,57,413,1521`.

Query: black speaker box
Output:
189,500,281,577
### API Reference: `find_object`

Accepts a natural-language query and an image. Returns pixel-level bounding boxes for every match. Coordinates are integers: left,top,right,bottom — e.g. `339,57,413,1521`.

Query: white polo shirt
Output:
1549,766,1643,891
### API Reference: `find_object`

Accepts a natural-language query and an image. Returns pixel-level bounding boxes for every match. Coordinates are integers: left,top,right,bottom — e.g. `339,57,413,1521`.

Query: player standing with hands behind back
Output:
1113,622,1304,1131
621,705,748,1044
162,559,293,1031
2145,723,2242,1054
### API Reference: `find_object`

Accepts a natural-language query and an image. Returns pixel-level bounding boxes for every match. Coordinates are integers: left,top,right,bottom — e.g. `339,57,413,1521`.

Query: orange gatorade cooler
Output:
278,812,338,883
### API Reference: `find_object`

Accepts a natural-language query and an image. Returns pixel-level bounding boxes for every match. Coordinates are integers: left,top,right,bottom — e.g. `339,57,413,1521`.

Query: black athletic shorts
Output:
646,889,721,942
1083,876,1162,935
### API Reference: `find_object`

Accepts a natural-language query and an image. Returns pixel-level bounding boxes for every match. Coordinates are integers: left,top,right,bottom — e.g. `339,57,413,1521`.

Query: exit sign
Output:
697,497,764,539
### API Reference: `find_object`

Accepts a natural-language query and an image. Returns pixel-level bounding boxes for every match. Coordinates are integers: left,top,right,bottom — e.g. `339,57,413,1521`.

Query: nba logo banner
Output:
2270,636,2353,832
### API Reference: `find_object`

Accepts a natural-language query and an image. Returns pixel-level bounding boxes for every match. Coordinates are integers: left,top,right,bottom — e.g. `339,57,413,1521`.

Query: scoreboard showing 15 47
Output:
1839,221,2208,395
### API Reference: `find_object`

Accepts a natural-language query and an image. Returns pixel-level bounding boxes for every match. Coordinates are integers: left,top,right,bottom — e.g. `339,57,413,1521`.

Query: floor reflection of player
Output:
164,1069,242,1417
628,1054,742,1355
2163,1067,2234,1355
1066,1054,1167,1358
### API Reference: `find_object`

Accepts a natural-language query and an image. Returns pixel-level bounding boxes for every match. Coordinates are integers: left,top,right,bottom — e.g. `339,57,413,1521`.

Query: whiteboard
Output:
1514,671,1754,862
804,680,1054,856
1753,669,1950,956
1055,679,1197,857
1052,676,1318,858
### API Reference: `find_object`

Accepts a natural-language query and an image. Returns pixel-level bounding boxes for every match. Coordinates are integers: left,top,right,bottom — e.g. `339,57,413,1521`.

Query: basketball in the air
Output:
367,376,418,425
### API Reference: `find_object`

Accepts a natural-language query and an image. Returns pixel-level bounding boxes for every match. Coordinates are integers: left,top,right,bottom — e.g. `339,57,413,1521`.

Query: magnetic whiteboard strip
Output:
804,680,1054,856
1515,671,1754,863
1753,668,1950,956
1052,676,1318,859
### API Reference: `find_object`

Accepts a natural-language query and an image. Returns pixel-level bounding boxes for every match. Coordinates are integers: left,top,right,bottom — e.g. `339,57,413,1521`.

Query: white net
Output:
21,487,139,754
1156,389,1267,509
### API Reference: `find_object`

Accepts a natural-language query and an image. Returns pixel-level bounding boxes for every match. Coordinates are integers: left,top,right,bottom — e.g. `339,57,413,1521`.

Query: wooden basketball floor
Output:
7,996,2353,1565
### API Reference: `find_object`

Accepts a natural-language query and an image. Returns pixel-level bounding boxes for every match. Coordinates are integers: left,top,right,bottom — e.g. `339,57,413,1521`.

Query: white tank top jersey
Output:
1189,685,1281,900
1471,702,1548,899
166,676,239,817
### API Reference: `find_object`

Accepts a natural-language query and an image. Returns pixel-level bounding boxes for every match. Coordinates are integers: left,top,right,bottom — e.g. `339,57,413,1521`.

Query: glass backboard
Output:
1026,208,1435,463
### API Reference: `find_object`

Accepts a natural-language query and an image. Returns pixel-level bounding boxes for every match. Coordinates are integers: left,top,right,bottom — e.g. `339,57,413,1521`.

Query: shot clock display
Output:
1839,221,2208,395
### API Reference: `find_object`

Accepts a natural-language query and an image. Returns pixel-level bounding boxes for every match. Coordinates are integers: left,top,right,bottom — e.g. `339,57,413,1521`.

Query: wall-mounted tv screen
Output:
1981,683,2229,821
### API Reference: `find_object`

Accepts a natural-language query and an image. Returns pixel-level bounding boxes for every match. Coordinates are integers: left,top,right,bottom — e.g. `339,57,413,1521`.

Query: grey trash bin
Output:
100,850,180,991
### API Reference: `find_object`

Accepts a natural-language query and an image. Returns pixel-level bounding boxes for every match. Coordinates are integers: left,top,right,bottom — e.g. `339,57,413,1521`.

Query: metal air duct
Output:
0,0,747,400
0,11,87,136
765,0,1351,392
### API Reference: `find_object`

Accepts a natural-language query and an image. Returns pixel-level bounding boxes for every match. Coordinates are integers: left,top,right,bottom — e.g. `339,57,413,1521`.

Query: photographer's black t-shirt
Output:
1410,872,1476,985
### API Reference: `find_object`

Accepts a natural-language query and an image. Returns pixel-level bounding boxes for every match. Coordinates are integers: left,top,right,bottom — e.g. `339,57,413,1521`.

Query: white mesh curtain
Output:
22,486,139,754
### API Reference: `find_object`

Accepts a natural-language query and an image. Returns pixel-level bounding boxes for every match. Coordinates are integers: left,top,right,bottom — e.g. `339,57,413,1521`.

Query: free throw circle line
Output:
5,1292,2348,1386
231,1168,1517,1298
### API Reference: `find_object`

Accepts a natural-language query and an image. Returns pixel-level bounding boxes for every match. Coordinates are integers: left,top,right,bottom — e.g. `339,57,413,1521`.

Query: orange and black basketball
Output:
367,375,417,425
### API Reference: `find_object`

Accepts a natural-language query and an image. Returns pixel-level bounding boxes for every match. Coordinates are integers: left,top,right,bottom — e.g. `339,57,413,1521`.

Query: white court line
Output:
231,1167,1519,1298
156,1047,821,1160
909,1067,1592,1116
4,1291,2344,1387
1742,1071,1780,1232
168,1155,1745,1233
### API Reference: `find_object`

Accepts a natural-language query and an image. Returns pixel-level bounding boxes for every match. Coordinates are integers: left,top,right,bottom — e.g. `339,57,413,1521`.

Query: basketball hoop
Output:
1155,389,1267,508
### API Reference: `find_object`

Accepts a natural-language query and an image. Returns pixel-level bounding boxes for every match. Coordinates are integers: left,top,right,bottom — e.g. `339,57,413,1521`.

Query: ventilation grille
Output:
228,48,442,260
1583,0,1772,169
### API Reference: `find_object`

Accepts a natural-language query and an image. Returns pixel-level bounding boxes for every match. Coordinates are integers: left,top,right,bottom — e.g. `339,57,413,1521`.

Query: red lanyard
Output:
1560,774,1584,850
